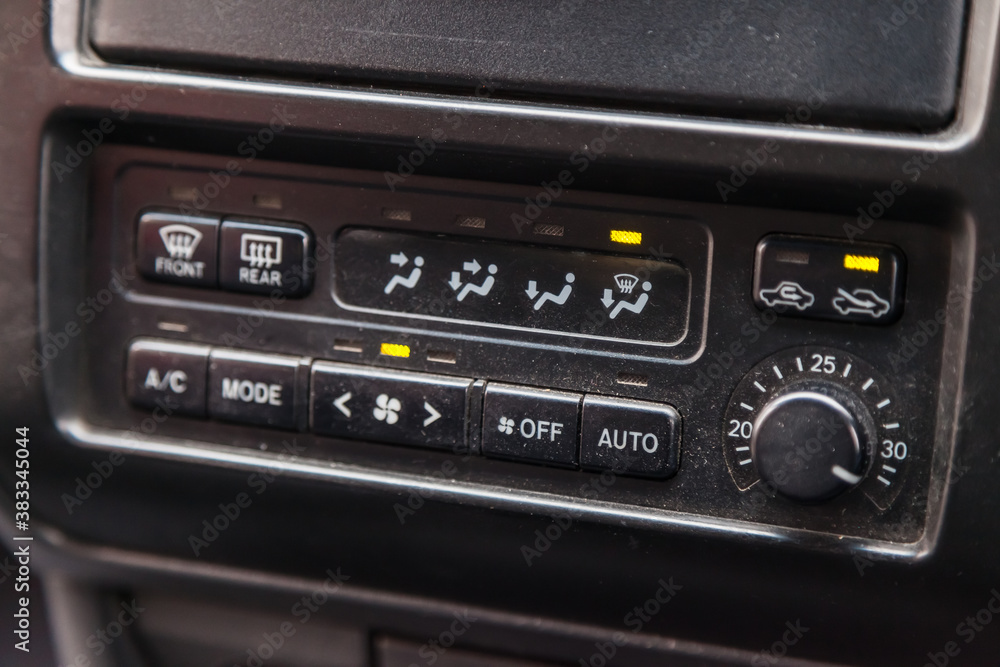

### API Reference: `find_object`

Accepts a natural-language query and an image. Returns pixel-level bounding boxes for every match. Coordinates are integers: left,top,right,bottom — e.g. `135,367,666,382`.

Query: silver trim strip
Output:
51,0,999,153
59,417,927,559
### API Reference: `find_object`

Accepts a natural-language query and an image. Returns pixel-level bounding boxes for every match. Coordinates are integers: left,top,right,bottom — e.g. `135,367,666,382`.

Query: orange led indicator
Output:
844,254,879,273
610,230,642,245
380,343,411,358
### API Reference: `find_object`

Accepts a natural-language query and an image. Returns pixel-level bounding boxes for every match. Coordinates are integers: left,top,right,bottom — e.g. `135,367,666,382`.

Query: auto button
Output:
580,396,680,478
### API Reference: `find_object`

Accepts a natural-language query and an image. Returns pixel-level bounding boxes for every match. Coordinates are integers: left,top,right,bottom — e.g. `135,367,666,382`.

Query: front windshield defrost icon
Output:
158,224,203,259
832,288,890,317
758,281,815,310
602,273,651,319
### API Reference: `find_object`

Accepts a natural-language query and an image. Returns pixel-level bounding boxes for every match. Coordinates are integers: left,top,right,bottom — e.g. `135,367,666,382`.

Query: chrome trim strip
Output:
58,417,927,558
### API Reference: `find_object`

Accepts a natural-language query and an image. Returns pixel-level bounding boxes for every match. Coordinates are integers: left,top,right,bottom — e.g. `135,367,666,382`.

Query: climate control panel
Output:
46,145,959,549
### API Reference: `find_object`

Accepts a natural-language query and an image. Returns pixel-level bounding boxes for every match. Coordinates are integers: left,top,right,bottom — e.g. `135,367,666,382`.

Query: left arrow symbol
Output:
423,401,441,426
333,392,352,417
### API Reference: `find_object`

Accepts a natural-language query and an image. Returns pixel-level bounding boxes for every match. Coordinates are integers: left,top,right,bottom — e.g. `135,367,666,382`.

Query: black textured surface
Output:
1,0,998,664
88,0,967,130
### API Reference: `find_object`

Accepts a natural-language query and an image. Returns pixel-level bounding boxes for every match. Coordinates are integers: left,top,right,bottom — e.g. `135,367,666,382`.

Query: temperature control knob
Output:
751,390,866,502
723,347,909,510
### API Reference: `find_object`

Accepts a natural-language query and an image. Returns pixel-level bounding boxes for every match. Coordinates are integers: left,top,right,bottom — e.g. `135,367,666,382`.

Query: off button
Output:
580,396,680,478
482,384,581,467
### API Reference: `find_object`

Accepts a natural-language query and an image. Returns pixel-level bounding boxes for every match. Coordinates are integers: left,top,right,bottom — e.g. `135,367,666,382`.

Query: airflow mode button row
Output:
333,228,691,345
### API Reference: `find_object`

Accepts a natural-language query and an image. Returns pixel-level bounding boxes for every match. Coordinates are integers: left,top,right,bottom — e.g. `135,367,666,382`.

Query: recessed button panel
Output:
125,338,210,416
136,211,219,287
334,228,691,345
481,384,581,467
580,396,681,478
219,218,313,297
311,362,472,451
753,235,906,324
207,349,302,429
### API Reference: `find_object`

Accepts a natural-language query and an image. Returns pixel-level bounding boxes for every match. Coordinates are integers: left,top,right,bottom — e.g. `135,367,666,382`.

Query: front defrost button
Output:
136,211,219,287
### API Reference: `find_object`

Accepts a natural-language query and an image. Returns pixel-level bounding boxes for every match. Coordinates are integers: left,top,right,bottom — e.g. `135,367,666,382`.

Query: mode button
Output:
207,349,304,429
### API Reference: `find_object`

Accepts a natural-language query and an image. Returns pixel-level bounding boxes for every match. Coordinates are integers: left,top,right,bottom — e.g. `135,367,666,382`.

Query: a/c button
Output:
580,396,680,478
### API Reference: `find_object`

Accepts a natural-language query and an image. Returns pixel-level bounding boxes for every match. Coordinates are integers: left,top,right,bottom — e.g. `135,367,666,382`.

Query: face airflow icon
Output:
158,224,204,260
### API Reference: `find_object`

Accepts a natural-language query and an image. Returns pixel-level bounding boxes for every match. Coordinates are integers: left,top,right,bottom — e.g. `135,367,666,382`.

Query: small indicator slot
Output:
427,349,457,364
775,250,809,265
333,339,364,354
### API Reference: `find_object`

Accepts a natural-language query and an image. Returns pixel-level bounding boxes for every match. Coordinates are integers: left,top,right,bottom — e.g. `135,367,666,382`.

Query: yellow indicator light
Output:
610,230,642,245
380,343,411,358
844,254,880,273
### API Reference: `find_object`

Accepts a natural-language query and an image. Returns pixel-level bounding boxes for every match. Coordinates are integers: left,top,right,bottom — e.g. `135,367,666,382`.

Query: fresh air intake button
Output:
207,349,303,429
481,383,581,467
125,338,210,417
580,396,681,478
136,211,219,287
219,218,314,297
311,362,472,451
753,235,906,324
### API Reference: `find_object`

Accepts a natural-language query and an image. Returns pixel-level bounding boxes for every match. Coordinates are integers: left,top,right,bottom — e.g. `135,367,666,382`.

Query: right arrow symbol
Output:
423,401,441,427
333,392,353,417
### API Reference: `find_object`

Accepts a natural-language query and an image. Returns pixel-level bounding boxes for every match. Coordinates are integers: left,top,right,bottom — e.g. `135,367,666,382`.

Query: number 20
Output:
728,420,753,439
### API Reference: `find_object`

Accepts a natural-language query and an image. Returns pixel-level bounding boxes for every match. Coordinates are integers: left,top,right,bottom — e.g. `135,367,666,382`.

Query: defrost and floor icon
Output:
602,273,651,319
526,273,575,310
758,281,816,310
384,252,425,294
373,393,402,424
